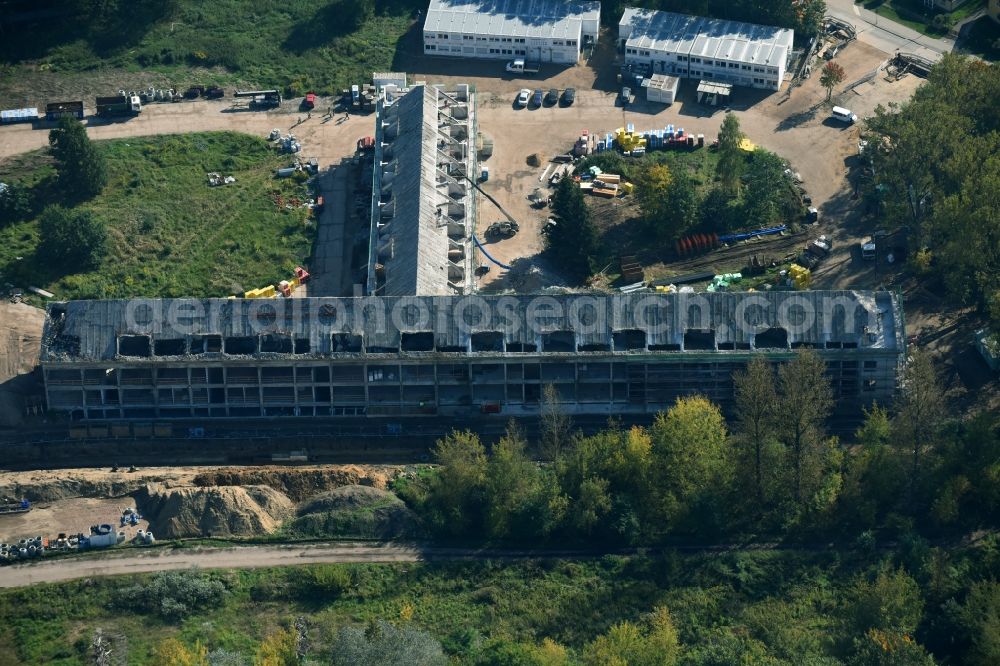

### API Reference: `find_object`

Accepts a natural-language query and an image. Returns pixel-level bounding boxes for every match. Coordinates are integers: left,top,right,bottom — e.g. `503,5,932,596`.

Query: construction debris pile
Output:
206,172,236,187
269,128,302,153
0,504,153,561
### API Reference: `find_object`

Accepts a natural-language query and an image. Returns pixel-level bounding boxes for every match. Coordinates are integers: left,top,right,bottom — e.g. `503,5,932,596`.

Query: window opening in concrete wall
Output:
649,343,682,351
295,338,311,354
542,331,575,352
755,327,788,349
471,332,503,352
683,330,716,350
401,332,435,352
260,334,293,354
119,335,151,357
332,334,363,353
225,336,257,355
613,329,646,351
154,339,186,356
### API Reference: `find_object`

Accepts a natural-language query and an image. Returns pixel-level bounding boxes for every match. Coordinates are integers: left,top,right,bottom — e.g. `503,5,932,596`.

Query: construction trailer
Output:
40,291,903,421
620,8,792,91
45,101,85,121
644,74,680,104
422,0,600,64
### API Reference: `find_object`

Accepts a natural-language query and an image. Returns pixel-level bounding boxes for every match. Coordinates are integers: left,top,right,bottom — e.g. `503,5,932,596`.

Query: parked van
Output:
831,106,858,124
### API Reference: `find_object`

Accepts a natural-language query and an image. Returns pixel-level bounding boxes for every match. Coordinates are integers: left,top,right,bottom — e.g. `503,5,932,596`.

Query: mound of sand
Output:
191,465,399,502
135,483,295,539
289,485,421,539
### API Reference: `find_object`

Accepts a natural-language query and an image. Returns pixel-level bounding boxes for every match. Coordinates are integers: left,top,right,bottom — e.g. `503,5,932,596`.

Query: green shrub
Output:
113,570,228,620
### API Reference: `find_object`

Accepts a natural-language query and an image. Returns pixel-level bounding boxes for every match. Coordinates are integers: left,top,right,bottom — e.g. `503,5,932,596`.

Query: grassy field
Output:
0,132,315,300
0,1,421,104
3,541,995,664
0,550,923,664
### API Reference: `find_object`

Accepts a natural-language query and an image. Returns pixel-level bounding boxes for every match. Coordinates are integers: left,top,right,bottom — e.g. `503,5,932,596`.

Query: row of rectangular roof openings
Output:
112,327,868,358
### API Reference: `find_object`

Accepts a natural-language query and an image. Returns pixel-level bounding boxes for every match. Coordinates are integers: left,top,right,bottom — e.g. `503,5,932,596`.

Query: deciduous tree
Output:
733,357,776,501
775,350,833,505
427,430,487,535
892,351,946,507
541,384,572,460
820,61,846,101
330,619,446,666
38,206,108,271
649,397,731,531
48,116,107,199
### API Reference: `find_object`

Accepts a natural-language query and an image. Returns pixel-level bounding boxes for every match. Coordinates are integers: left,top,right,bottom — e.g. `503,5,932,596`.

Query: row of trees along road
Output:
398,350,995,544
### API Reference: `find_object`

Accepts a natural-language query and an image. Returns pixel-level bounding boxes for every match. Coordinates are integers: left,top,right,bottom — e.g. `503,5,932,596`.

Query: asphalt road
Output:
825,0,955,62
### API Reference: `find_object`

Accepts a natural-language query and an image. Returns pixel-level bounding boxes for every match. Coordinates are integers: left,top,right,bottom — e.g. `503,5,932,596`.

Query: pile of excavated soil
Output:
289,485,422,540
135,482,295,539
191,465,400,502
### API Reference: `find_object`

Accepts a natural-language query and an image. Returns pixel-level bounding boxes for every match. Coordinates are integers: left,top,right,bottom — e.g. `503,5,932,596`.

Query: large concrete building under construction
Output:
40,291,904,420
367,83,476,296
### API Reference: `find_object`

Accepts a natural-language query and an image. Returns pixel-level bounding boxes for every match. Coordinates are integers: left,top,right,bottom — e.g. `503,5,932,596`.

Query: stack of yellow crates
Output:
788,264,811,290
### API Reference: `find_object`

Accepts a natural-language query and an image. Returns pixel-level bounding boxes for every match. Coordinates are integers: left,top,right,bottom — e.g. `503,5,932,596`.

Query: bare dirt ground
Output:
471,39,919,287
0,464,406,542
0,98,371,169
0,302,45,428
0,497,149,544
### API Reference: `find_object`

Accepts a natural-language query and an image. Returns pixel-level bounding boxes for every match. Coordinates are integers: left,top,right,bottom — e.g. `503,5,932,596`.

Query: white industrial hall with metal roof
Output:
422,0,601,64
619,8,794,90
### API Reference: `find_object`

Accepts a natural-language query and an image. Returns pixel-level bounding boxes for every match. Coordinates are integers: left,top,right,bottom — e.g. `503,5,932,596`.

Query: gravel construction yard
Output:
0,39,919,292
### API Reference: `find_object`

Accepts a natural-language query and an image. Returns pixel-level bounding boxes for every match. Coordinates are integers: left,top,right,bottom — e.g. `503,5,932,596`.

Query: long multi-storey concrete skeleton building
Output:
39,81,904,422
41,292,903,420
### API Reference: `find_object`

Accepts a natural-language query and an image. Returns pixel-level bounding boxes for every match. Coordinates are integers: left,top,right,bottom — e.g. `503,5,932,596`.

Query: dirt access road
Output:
0,98,371,168
0,543,424,587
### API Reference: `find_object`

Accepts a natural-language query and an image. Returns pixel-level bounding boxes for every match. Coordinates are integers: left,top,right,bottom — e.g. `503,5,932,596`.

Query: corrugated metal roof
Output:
40,292,902,363
620,8,793,67
424,0,601,39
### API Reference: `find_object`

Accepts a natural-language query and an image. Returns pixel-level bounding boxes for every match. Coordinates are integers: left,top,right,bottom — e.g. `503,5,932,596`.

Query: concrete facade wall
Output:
45,351,898,420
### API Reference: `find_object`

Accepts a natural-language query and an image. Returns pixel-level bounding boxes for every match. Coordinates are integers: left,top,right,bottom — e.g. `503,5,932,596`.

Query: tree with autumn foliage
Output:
821,60,846,100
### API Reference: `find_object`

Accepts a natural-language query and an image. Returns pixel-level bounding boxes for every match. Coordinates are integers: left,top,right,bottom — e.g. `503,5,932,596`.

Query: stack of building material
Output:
788,264,811,290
